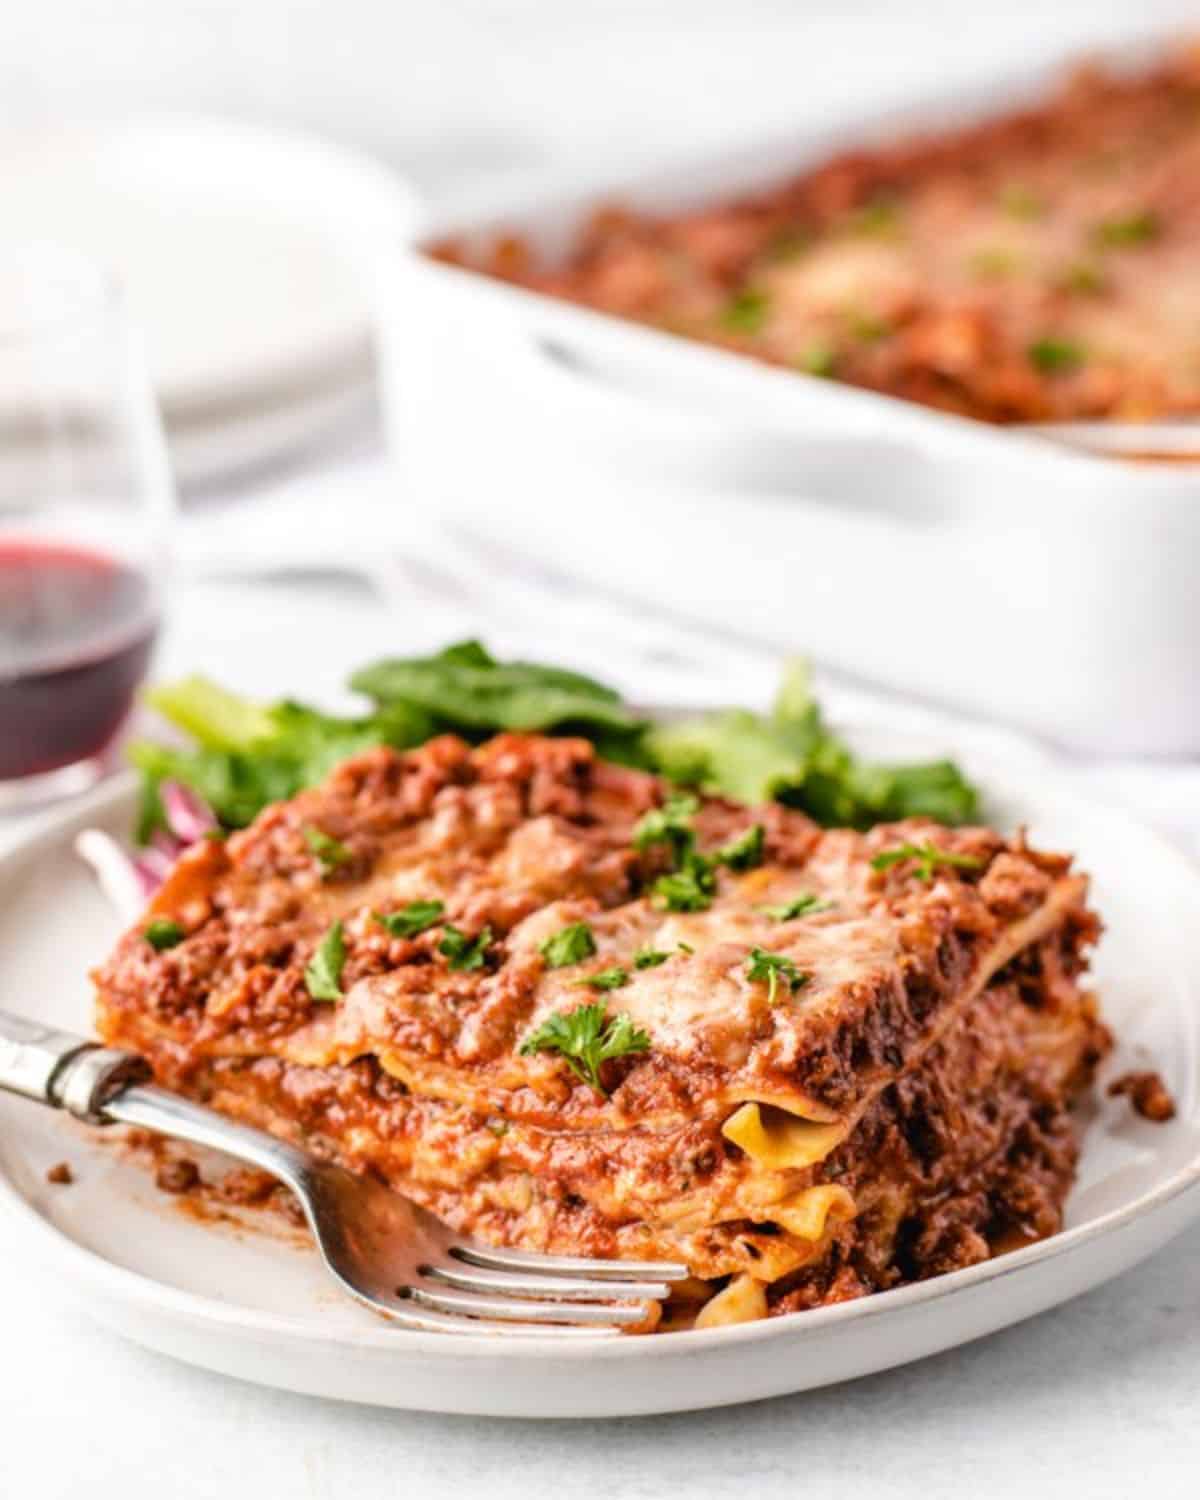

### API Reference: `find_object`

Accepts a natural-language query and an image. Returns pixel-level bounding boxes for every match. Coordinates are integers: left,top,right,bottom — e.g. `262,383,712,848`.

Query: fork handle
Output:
0,1008,309,1185
0,1009,140,1119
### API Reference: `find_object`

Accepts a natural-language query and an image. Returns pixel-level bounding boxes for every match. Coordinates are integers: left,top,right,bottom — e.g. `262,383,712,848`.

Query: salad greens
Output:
129,640,979,842
645,659,977,829
348,639,641,737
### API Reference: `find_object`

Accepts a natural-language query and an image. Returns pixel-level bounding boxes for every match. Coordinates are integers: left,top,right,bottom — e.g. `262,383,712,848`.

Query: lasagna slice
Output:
93,733,1110,1328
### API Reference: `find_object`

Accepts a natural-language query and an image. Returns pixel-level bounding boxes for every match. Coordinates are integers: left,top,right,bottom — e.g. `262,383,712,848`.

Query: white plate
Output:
2,728,1199,1418
0,118,419,487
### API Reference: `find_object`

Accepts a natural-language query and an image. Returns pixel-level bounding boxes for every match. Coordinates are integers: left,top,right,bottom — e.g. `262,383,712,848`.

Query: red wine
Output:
0,540,157,780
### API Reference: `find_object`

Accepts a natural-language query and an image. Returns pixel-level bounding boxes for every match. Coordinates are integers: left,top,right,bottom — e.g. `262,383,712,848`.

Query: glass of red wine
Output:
0,246,174,808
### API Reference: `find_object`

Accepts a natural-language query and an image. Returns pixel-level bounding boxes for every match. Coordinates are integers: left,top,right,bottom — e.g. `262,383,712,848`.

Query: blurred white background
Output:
3,0,1199,196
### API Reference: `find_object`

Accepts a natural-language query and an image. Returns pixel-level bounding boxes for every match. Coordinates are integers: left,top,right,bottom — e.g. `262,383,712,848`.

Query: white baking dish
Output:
379,33,1200,756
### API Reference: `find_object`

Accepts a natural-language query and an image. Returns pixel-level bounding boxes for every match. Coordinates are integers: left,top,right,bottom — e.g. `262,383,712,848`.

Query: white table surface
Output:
7,3,1200,1487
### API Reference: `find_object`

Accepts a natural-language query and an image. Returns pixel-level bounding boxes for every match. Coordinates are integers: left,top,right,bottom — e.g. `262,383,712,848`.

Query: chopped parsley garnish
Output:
722,288,770,335
304,920,346,1001
633,946,676,969
633,794,700,859
745,947,808,1005
636,794,719,913
849,194,901,237
653,855,717,912
578,966,629,992
761,892,830,921
438,924,493,972
768,226,814,261
798,343,837,377
717,823,765,871
374,899,445,939
849,311,892,343
1000,184,1044,220
968,246,1020,280
1028,336,1084,374
143,918,185,952
519,1002,651,1094
303,825,351,876
638,802,765,911
870,841,983,883
1092,210,1159,249
539,920,598,969
1060,261,1106,296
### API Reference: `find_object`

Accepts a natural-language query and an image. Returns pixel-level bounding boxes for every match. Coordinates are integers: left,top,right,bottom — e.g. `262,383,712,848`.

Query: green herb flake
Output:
870,841,983,883
1059,261,1106,296
1000,184,1045,221
849,194,902,237
1092,210,1159,249
374,899,445,939
143,918,185,952
968,246,1020,280
768,226,814,262
304,920,346,1002
798,343,838,377
633,947,671,970
633,794,700,858
848,311,892,343
519,1002,651,1094
716,823,765,871
302,824,351,876
578,966,630,992
1028,336,1084,375
761,892,830,921
438,924,494,972
745,947,809,1005
721,288,770,335
652,855,717,913
539,921,598,969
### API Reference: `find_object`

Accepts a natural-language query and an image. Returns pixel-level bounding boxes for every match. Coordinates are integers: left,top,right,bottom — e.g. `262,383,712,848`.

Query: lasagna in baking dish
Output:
437,47,1200,423
93,734,1110,1329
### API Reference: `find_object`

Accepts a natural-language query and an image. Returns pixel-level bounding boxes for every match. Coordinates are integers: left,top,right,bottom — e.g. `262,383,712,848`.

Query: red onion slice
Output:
75,830,154,922
160,779,218,843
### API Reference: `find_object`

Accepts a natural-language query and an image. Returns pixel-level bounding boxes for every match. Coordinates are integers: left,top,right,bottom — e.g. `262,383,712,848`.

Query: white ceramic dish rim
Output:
4,742,1200,1367
404,22,1200,493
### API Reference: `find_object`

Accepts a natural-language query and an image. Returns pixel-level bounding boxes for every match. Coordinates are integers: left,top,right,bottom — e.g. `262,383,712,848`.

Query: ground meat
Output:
45,1162,73,1185
217,1167,278,1205
155,1157,201,1194
1108,1070,1176,1122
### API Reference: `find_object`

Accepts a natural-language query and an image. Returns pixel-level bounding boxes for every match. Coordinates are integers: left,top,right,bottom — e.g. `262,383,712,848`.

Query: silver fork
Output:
0,1011,688,1336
